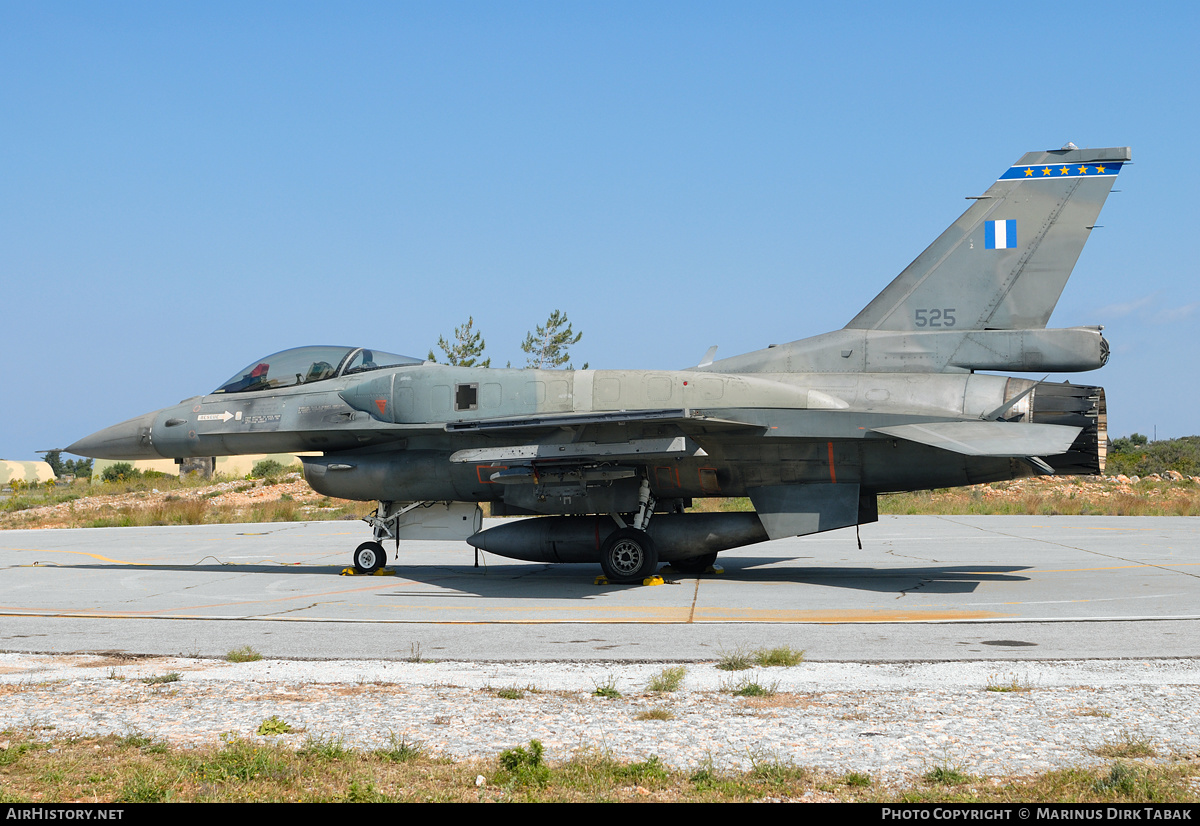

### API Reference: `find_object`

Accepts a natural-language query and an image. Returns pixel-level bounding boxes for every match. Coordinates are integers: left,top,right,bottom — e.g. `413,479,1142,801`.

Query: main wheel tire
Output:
672,552,717,574
353,541,386,574
599,528,658,583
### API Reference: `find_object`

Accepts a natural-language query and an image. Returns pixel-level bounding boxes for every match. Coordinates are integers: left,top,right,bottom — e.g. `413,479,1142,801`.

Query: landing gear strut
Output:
353,500,428,574
352,500,480,573
600,478,659,583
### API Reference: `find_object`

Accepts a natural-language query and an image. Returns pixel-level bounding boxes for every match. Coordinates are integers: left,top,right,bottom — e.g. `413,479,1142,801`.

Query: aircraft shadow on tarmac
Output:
685,558,1031,594
374,557,1033,598
56,562,353,575
58,556,1031,600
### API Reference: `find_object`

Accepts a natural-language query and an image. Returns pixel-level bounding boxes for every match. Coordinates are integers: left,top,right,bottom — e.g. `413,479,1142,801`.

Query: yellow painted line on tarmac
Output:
1030,563,1200,574
0,579,420,618
1029,525,1159,531
282,605,1006,623
0,604,1006,623
5,548,140,565
690,607,1003,622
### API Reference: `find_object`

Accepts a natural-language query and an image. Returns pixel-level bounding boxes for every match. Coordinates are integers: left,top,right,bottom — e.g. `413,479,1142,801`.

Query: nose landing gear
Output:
353,541,387,575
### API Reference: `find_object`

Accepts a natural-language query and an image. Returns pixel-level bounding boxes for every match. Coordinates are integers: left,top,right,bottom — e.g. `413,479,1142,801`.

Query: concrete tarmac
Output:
1,515,1197,661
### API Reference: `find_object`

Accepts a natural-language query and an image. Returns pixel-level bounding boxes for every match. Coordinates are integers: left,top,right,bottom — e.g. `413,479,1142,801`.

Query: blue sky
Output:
2,1,1197,460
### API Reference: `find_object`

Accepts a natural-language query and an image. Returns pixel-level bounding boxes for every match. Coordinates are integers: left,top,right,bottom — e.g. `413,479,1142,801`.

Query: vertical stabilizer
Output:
845,146,1130,332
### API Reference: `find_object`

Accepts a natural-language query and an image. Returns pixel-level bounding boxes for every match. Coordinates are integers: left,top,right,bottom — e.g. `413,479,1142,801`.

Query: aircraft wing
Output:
450,435,709,464
447,409,764,466
871,421,1082,457
443,408,765,435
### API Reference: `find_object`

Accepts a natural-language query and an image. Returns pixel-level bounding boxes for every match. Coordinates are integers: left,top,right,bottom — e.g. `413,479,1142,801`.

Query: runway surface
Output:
2,515,1198,661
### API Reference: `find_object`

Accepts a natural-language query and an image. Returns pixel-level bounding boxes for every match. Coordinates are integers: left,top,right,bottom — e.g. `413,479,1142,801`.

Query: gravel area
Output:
2,654,1198,779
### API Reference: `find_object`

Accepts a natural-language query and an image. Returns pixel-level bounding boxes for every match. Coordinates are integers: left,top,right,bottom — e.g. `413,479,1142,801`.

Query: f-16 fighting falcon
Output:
70,144,1129,582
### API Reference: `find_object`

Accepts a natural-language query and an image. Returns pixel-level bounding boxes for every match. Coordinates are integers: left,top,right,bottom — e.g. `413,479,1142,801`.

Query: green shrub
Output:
1107,435,1200,477
102,462,141,482
256,716,292,736
716,648,755,671
592,678,621,698
374,733,424,763
754,646,804,667
497,740,550,787
249,459,287,479
647,666,687,692
226,645,263,663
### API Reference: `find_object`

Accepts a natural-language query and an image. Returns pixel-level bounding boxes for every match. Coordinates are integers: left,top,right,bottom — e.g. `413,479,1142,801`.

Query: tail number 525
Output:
914,308,956,328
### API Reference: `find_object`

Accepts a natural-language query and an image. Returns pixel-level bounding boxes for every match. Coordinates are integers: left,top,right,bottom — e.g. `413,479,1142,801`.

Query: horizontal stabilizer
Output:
872,421,1082,457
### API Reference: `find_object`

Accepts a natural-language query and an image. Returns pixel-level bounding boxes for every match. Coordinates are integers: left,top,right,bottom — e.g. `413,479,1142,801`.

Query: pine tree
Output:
36,450,90,479
42,449,64,476
521,310,585,369
65,458,93,479
428,317,491,367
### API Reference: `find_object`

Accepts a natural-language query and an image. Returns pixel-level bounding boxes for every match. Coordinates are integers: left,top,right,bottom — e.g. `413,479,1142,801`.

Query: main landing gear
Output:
600,478,660,584
600,527,658,583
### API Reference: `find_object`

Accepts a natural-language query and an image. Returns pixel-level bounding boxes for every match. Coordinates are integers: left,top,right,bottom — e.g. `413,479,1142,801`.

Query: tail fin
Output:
846,145,1130,332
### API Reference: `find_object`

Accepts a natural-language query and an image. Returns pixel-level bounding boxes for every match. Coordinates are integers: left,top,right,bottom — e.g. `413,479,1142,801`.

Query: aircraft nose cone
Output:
67,411,163,460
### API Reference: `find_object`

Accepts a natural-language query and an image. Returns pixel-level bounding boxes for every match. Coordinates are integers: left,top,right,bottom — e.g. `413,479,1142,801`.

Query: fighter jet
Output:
69,144,1129,582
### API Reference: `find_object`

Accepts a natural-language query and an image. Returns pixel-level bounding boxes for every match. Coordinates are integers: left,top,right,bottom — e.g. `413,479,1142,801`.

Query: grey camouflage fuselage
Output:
69,145,1127,579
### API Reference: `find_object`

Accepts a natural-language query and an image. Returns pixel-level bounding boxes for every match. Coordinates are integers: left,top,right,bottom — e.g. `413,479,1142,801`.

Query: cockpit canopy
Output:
213,346,421,394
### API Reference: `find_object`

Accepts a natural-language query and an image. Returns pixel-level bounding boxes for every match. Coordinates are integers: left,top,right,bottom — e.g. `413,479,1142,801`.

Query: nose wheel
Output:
353,541,387,574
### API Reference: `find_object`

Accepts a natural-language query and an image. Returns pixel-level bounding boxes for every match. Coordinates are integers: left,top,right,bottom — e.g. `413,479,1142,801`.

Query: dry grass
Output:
716,646,805,671
686,477,1200,518
6,475,1198,532
646,666,687,693
723,676,779,697
1090,731,1158,759
879,478,1200,517
2,727,1194,803
0,475,371,530
985,674,1035,693
225,646,263,663
634,708,675,721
